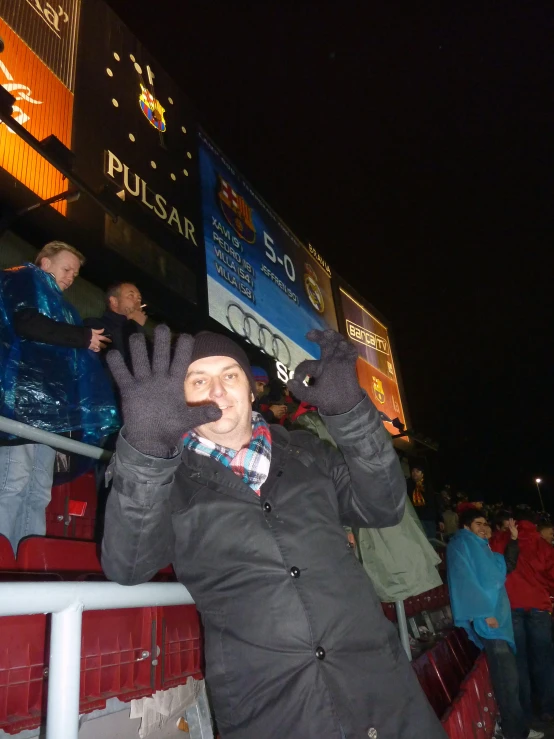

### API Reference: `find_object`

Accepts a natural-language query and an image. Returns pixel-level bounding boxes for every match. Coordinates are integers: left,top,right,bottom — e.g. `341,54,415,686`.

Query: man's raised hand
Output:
107,325,221,457
287,329,363,416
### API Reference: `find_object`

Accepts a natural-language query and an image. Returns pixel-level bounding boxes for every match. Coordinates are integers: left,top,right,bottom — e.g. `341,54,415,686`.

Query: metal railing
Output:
0,581,194,739
0,416,112,461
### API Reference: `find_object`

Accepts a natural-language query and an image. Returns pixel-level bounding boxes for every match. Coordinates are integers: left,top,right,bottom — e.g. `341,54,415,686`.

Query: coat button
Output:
315,646,325,660
367,729,377,738
263,502,272,513
290,567,300,578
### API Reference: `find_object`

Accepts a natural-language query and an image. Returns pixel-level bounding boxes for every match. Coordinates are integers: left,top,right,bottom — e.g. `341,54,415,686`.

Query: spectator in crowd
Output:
406,465,438,540
448,509,544,739
0,242,119,553
495,511,512,532
484,522,493,541
537,522,554,545
441,504,459,540
85,282,149,538
490,512,554,724
251,366,287,423
102,327,446,739
85,282,147,368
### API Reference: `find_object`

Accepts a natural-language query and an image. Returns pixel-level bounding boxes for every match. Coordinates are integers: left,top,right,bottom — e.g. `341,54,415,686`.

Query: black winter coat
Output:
101,396,446,739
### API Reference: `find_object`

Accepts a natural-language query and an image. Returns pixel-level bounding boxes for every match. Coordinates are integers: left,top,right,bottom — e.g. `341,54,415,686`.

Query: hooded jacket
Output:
447,528,514,649
102,395,446,739
490,521,554,612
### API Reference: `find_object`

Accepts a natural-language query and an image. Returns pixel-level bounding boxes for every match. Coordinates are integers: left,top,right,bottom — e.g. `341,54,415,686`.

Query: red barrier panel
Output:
0,615,48,734
159,605,203,689
0,604,204,733
80,607,158,712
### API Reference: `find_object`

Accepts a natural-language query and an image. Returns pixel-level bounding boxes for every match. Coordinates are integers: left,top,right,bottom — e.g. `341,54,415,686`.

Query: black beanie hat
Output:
191,331,256,393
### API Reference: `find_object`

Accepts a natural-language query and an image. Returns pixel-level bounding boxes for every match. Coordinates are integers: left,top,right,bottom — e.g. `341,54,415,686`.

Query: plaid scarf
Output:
183,412,272,495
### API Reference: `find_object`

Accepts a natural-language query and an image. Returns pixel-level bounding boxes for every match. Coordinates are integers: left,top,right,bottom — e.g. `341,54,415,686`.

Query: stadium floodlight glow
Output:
536,478,542,483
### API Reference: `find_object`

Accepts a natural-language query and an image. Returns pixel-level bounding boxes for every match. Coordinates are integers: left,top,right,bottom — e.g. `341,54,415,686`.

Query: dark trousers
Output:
512,607,554,722
483,638,529,739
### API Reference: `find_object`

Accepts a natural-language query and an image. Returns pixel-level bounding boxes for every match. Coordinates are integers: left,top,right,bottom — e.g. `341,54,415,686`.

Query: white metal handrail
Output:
0,581,194,739
0,415,113,461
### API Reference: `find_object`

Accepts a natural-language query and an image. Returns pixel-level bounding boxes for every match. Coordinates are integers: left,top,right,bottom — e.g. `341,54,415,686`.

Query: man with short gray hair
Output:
85,282,146,370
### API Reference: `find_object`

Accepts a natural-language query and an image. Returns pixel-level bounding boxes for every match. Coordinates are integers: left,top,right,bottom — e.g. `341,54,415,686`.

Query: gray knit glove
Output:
287,329,363,415
107,325,222,457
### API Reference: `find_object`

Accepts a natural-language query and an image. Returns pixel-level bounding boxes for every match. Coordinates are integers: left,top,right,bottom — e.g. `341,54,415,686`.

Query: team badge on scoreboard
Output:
372,376,386,404
303,263,325,314
217,176,256,243
139,83,166,132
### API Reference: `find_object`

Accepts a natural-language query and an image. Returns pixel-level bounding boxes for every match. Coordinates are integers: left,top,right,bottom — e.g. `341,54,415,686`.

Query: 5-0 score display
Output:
198,131,338,370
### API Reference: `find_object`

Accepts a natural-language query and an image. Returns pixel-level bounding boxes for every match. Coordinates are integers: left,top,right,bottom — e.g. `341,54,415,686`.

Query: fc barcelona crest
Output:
139,84,166,132
217,176,256,244
372,376,386,404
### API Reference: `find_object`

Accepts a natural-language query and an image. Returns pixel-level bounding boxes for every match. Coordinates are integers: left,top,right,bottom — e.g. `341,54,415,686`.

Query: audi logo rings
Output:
226,302,292,367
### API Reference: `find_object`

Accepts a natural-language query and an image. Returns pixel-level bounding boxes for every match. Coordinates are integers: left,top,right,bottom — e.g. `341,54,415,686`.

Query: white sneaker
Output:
495,726,544,739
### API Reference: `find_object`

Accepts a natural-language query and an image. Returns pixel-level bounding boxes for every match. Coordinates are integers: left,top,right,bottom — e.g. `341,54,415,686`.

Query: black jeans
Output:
483,638,529,739
512,608,554,722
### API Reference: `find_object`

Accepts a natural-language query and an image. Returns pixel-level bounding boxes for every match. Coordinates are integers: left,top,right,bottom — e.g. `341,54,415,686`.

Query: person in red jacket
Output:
490,513,554,724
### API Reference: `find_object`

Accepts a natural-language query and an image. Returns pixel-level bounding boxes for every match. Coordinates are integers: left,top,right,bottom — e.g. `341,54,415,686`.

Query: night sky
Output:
105,1,553,508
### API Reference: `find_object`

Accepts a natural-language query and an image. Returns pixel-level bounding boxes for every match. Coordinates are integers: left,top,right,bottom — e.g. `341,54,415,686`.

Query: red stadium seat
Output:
412,652,451,718
446,630,474,674
46,472,98,541
441,693,467,739
16,537,103,579
0,535,16,571
455,687,490,738
428,639,465,703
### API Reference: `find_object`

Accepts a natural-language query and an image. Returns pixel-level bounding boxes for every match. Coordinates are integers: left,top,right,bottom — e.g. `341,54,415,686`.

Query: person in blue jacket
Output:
448,507,543,739
0,241,119,553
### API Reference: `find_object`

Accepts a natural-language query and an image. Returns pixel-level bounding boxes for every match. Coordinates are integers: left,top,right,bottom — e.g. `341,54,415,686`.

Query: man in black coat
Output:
101,326,446,739
85,282,146,369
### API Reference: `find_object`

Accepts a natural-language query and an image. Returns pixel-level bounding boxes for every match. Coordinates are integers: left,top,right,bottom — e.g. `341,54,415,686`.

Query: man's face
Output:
40,250,81,291
255,381,267,399
411,468,423,482
466,516,488,539
185,355,253,444
110,283,142,317
540,527,554,545
498,519,510,532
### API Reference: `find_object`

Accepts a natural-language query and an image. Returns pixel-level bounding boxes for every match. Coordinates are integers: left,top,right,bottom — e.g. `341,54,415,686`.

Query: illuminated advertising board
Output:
0,0,80,211
199,131,338,369
1,0,81,90
340,287,406,434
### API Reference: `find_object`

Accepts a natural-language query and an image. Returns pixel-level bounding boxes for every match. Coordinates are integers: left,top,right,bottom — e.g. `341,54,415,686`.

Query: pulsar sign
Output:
105,150,198,246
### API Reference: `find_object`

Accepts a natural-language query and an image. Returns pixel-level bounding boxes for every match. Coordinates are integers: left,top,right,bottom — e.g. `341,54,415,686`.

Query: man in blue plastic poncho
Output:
447,507,544,739
0,241,120,553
